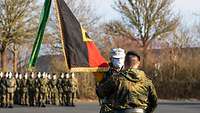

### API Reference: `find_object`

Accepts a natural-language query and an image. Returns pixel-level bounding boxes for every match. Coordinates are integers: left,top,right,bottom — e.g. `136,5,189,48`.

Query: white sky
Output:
92,0,200,25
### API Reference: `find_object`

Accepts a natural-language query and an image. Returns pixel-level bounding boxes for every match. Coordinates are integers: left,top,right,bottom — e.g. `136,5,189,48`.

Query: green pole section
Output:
28,0,52,70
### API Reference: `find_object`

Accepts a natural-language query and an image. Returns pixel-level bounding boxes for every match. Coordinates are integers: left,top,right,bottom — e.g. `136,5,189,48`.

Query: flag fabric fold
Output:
28,0,52,69
56,0,108,72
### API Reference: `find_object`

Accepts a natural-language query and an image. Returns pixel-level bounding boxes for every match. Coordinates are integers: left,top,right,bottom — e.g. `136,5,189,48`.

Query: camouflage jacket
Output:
0,78,7,94
6,77,16,93
97,68,158,113
20,78,28,93
57,78,63,93
49,79,58,93
27,78,35,91
62,78,71,93
38,78,48,93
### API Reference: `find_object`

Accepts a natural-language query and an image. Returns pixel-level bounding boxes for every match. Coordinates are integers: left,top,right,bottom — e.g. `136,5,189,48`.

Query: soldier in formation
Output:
27,72,36,106
6,72,16,108
68,73,78,106
20,73,28,106
97,48,126,113
0,72,78,108
49,74,59,105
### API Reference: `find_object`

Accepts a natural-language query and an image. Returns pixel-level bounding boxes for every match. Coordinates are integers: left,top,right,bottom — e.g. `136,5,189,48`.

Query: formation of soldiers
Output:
0,72,78,108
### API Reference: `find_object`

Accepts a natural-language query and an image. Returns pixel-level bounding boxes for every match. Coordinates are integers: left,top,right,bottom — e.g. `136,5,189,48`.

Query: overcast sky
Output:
92,0,200,25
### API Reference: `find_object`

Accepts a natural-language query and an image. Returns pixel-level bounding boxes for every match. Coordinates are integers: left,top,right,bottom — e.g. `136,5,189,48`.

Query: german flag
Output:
55,0,109,72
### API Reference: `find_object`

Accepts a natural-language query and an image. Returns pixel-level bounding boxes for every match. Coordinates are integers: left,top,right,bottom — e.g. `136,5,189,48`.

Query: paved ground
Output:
0,101,199,113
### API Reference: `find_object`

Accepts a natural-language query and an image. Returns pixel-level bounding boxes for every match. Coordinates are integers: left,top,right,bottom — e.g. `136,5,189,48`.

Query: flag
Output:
56,0,108,72
28,0,52,69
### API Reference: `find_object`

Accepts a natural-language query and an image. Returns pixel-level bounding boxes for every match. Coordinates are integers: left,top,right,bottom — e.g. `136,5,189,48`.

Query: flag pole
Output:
54,0,69,71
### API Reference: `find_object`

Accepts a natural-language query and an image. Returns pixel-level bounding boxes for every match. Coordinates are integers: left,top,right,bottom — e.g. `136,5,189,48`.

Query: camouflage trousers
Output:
0,93,6,107
51,92,59,105
6,93,14,107
28,90,35,106
39,92,47,107
35,90,39,106
14,89,20,104
63,92,71,106
21,92,29,105
58,92,64,105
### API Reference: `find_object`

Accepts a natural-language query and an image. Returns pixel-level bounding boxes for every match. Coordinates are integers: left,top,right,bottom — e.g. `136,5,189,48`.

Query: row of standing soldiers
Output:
0,72,78,108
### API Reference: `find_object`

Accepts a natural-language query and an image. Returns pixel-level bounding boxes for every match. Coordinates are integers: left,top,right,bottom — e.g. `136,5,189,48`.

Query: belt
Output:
114,108,144,113
126,108,144,113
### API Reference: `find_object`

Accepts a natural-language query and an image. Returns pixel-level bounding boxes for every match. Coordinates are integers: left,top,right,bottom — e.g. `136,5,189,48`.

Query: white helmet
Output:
66,73,69,78
31,72,35,78
8,72,13,79
110,48,125,59
45,72,48,78
53,74,57,80
61,73,64,78
15,73,19,78
25,73,28,79
0,72,3,78
38,72,41,78
71,73,75,78
42,72,46,78
5,72,9,78
19,74,22,79
48,74,51,79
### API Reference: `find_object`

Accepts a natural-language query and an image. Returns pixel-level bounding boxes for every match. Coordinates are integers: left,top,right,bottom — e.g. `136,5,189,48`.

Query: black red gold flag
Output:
55,0,109,73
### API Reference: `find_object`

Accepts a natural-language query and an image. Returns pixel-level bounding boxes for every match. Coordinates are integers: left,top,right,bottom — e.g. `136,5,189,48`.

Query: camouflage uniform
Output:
97,48,125,113
6,76,16,108
27,76,36,106
47,76,52,104
38,77,48,107
68,76,78,106
57,77,64,106
0,76,7,107
49,78,59,105
97,65,124,113
97,68,158,113
62,77,71,106
0,75,3,107
35,76,40,106
98,68,116,113
20,77,29,105
15,77,21,105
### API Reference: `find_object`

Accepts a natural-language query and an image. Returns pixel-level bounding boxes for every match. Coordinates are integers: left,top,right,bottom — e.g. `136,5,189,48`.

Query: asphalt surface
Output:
0,101,199,113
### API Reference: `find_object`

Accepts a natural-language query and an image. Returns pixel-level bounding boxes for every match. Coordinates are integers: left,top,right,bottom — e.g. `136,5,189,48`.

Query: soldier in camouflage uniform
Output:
6,72,17,108
68,73,78,106
20,73,29,106
27,72,36,106
35,72,41,106
62,73,70,106
97,51,158,113
1,73,8,107
97,48,125,113
57,73,64,106
47,73,52,104
38,72,48,107
0,72,6,107
14,73,20,105
49,74,59,105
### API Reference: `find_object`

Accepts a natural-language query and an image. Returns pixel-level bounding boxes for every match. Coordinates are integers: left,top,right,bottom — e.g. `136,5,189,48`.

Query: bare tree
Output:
0,0,38,71
172,28,192,48
106,0,179,69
